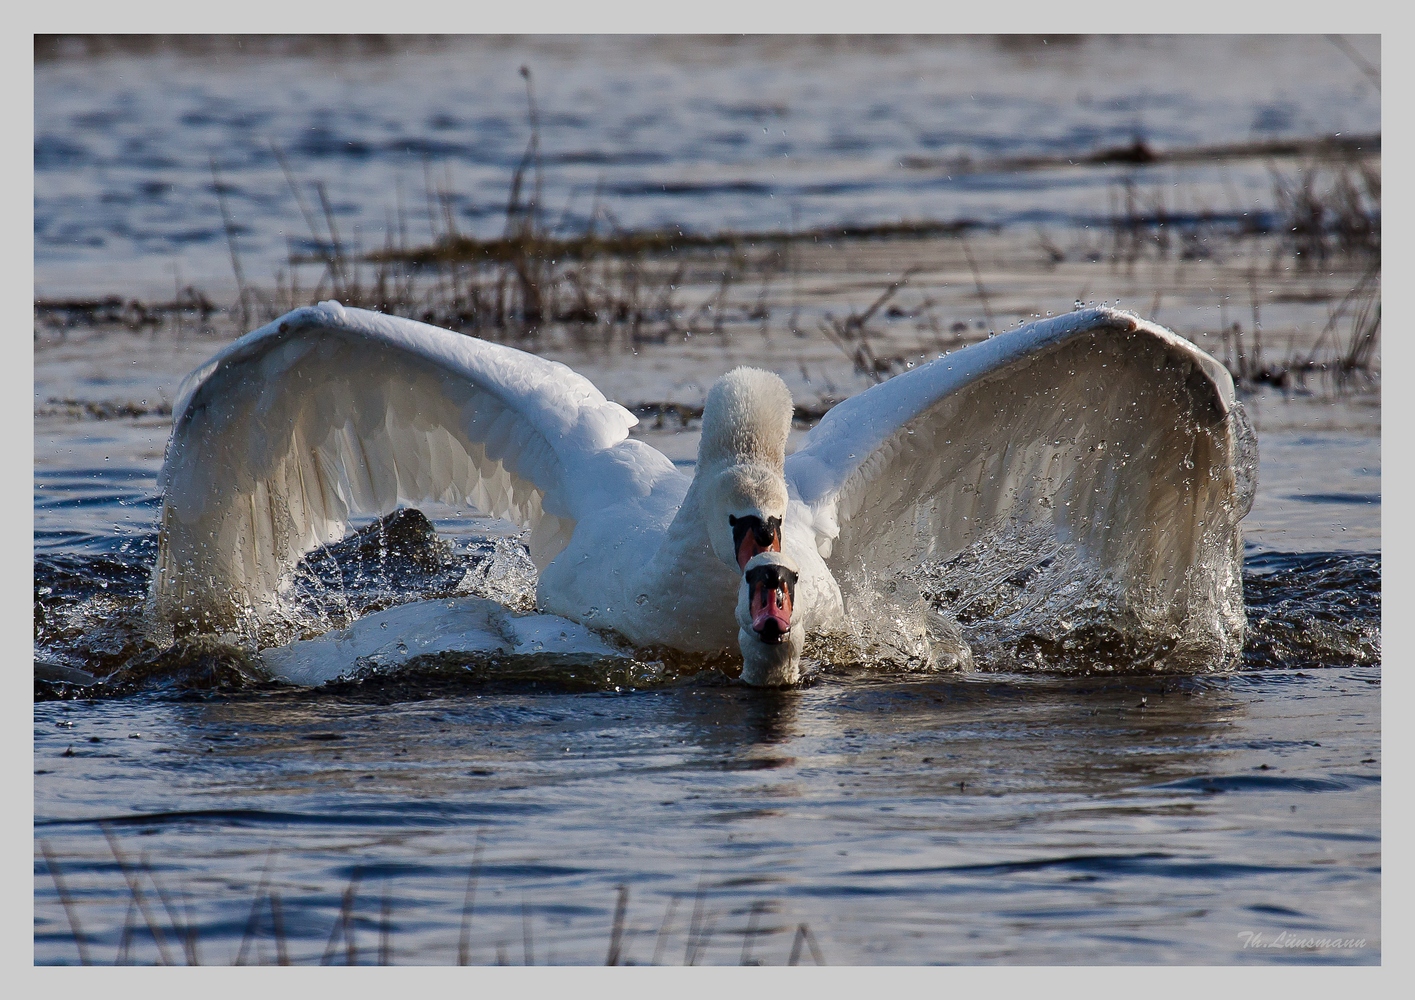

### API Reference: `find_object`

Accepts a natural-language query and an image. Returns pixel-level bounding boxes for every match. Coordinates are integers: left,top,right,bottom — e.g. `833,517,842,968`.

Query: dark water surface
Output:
33,383,1381,964
33,658,1380,966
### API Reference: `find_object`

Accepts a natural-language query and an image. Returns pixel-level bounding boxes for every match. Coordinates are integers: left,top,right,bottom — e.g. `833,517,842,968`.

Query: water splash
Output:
918,516,1246,674
824,563,972,673
1242,549,1380,668
455,534,539,612
896,400,1262,674
35,508,1379,699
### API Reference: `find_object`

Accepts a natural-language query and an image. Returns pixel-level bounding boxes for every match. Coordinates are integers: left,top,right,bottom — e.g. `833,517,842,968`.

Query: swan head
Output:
699,367,793,570
737,551,804,687
709,464,787,569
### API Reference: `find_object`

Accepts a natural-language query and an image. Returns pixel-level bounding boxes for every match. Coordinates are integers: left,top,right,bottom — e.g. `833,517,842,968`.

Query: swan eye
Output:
744,563,796,600
730,514,783,570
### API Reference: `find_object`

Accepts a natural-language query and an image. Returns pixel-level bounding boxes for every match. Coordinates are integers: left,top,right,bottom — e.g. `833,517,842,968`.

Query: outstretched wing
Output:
785,308,1256,626
151,302,675,631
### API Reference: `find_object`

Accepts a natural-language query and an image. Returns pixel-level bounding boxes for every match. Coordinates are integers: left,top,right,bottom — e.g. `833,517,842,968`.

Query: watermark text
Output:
1238,930,1367,950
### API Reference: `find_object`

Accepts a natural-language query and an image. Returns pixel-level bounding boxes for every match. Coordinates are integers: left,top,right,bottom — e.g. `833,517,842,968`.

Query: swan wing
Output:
784,307,1256,622
152,302,676,630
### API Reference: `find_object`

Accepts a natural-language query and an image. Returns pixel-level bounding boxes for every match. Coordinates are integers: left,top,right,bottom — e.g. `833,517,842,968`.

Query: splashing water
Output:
455,534,539,613
32,392,1370,700
32,531,1287,699
820,563,973,675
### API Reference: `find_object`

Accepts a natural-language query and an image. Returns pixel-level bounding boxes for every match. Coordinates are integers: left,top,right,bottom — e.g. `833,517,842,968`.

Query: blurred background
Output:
35,35,1379,395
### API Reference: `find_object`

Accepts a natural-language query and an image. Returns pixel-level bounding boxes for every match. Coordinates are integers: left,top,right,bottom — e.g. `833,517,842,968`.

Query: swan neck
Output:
739,625,803,687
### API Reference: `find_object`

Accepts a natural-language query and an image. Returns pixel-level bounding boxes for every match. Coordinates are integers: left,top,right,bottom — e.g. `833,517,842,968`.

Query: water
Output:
31,662,1382,966
33,36,1380,965
35,35,1379,298
32,335,1382,964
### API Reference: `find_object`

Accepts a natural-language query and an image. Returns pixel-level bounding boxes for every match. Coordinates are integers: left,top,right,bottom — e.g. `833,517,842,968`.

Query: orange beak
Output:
746,564,795,644
730,514,782,571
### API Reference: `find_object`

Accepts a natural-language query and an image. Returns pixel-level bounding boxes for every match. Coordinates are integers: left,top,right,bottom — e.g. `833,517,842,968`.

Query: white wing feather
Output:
151,302,662,631
785,307,1256,631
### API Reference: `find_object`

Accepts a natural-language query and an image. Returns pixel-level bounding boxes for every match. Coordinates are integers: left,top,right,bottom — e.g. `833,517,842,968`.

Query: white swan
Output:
150,301,1254,684
737,550,804,687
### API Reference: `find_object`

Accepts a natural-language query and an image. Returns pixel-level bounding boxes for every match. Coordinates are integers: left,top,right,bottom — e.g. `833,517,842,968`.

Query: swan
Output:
737,550,804,687
150,301,1255,684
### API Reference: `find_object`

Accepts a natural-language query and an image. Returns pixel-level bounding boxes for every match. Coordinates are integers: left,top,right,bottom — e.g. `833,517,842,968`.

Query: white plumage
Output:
150,301,1255,683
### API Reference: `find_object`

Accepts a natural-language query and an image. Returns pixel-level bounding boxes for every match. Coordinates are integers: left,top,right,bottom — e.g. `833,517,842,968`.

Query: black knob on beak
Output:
729,514,782,569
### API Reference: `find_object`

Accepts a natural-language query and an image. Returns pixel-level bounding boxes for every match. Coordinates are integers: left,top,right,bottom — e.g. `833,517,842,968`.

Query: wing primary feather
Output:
150,304,654,633
784,307,1251,657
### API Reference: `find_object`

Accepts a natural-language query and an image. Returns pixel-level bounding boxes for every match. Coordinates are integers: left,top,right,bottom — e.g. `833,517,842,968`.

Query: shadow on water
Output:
88,660,1257,803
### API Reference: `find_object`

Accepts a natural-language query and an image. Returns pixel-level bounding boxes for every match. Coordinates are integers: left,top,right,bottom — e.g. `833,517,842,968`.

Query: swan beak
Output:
729,514,782,571
746,561,796,644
